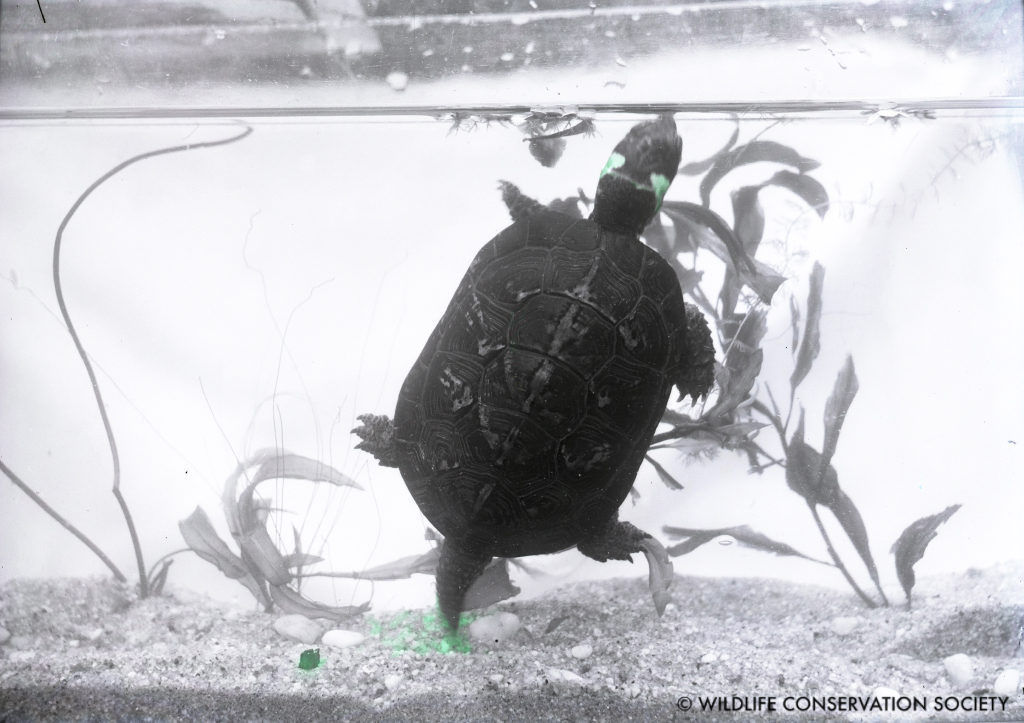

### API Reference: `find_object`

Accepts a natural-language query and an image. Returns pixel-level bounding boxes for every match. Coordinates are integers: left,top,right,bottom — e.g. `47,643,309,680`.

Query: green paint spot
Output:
367,606,477,655
298,648,320,670
599,151,626,178
650,173,671,209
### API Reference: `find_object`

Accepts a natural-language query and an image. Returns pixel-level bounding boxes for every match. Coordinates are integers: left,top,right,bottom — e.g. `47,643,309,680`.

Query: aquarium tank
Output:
1,0,1023,719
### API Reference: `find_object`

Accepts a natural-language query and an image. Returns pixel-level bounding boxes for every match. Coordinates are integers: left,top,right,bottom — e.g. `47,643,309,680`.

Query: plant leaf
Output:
663,202,755,274
789,294,801,357
249,453,363,491
714,421,769,437
679,124,739,176
283,552,324,569
765,170,830,218
267,583,369,622
149,559,173,596
237,526,293,586
786,422,886,602
662,524,831,565
645,453,684,490
890,504,962,605
464,558,521,610
661,408,699,426
643,212,676,257
699,141,821,207
790,262,825,391
828,488,885,601
720,186,765,318
179,507,250,580
639,536,674,615
663,202,785,305
709,349,763,420
178,507,268,605
731,185,766,252
822,355,859,466
334,548,441,580
785,413,839,505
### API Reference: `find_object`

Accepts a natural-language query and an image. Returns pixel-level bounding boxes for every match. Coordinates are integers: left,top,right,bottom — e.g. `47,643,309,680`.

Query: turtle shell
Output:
394,209,691,557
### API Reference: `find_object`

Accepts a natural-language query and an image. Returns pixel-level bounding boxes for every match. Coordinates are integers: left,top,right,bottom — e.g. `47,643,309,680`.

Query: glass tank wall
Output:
1,0,1023,717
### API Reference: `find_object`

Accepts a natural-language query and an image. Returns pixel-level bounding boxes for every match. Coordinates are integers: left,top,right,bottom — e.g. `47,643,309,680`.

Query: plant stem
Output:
146,548,190,581
51,124,253,597
0,458,127,582
744,441,786,470
751,399,788,452
687,282,719,325
808,503,877,608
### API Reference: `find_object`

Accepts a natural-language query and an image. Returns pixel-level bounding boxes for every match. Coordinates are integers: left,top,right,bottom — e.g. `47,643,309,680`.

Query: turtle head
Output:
590,114,682,236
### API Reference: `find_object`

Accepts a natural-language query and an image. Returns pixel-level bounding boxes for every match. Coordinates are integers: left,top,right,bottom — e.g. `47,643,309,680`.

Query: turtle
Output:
353,114,716,632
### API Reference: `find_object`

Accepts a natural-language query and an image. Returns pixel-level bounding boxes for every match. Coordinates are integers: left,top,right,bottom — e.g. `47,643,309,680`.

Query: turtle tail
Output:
436,539,492,632
677,303,716,404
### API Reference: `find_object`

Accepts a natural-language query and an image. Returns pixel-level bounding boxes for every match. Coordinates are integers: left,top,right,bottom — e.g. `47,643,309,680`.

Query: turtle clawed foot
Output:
352,413,399,468
578,519,651,563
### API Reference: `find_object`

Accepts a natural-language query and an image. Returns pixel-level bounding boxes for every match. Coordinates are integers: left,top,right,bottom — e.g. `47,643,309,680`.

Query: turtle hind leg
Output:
436,539,492,632
351,413,398,468
577,514,651,563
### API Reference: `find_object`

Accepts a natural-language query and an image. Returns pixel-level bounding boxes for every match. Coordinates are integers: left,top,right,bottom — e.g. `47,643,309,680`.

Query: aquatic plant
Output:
639,124,961,608
0,125,252,598
178,450,369,620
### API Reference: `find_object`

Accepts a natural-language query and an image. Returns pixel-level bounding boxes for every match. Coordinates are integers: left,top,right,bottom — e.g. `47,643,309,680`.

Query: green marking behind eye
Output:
599,152,626,178
650,173,671,210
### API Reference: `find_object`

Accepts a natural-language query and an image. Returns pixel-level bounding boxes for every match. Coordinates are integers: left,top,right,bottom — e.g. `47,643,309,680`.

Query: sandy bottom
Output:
1,563,1022,722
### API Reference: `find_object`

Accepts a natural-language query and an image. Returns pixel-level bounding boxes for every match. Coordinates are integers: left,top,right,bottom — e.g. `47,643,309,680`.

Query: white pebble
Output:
385,71,408,91
384,673,403,692
273,614,322,644
831,616,861,636
993,668,1022,696
500,52,514,62
489,673,504,683
700,652,718,664
546,667,586,686
943,653,974,686
468,612,521,643
321,629,365,649
571,644,593,659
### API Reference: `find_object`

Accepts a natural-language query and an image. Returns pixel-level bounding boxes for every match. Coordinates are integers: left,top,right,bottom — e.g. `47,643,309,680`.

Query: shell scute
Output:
509,294,614,380
616,296,671,369
556,416,630,491
422,352,482,420
638,251,681,306
524,211,590,250
588,355,669,438
474,404,558,473
545,247,640,322
475,247,549,305
480,348,586,439
438,289,512,358
601,230,646,277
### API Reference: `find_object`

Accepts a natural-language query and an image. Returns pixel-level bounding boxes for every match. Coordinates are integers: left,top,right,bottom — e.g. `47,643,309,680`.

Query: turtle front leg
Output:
577,514,651,562
351,413,398,468
675,302,716,405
